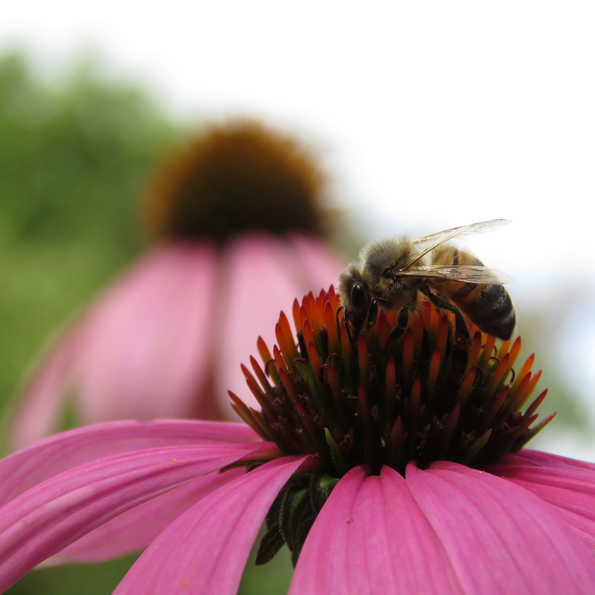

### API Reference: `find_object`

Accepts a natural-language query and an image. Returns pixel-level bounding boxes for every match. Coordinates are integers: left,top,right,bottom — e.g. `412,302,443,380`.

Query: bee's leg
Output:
397,301,418,328
365,300,379,330
337,305,347,334
385,300,418,343
357,299,380,337
423,291,470,377
338,305,369,346
337,305,356,346
424,291,470,341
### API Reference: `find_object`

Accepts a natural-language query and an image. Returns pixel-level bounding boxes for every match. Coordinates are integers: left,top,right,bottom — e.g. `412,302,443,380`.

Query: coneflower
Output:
9,120,344,449
1,288,594,594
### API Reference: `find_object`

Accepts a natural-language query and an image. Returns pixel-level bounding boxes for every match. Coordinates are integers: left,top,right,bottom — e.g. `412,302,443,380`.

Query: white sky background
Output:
2,1,595,458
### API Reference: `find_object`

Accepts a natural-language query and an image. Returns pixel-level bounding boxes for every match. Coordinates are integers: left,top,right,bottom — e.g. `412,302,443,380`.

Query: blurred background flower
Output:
8,116,345,449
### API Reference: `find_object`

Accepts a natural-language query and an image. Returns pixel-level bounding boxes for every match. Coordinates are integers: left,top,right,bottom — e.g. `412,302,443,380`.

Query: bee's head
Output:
338,264,371,334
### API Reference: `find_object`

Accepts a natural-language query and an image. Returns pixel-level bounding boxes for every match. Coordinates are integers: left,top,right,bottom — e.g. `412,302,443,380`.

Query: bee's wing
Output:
413,219,511,247
404,219,511,270
396,265,514,284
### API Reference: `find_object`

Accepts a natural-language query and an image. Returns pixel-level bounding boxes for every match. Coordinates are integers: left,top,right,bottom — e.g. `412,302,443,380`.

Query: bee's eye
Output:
351,281,368,310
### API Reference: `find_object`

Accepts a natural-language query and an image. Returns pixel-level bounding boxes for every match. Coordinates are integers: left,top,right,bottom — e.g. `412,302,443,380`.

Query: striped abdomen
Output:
430,246,516,340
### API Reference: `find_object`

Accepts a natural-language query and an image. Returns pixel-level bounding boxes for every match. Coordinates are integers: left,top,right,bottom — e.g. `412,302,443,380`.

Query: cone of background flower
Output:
8,119,344,449
0,287,595,594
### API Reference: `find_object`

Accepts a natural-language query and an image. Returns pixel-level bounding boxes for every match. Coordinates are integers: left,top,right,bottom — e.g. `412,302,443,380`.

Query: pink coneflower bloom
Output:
9,120,344,449
1,288,595,593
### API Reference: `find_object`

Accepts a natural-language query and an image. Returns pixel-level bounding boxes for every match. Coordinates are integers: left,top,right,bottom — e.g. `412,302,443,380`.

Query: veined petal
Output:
290,466,462,595
407,462,595,594
0,441,274,592
490,451,595,554
114,455,315,595
0,419,258,506
56,467,245,563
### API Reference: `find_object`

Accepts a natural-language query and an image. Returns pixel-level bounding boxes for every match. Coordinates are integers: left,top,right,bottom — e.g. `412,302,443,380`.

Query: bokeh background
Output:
1,2,595,593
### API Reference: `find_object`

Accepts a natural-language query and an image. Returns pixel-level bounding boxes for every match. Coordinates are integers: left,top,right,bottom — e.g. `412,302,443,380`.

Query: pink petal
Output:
0,419,259,506
114,455,315,595
215,234,316,413
286,233,345,288
0,441,273,592
490,450,595,554
8,318,89,450
408,462,595,594
9,243,220,450
215,233,343,415
57,467,245,562
78,243,219,422
503,448,595,472
291,466,462,595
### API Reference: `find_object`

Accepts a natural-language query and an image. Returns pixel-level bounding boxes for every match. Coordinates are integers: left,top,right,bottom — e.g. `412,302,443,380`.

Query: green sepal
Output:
289,508,316,566
280,486,310,552
310,474,339,513
255,524,286,566
255,472,339,567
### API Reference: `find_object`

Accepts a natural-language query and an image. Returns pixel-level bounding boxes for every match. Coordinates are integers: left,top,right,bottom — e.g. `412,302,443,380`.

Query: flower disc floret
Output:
231,285,552,477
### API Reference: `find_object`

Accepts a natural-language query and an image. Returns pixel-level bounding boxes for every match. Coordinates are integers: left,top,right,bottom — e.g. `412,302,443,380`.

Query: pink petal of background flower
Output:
77,243,219,423
9,232,344,449
216,233,344,416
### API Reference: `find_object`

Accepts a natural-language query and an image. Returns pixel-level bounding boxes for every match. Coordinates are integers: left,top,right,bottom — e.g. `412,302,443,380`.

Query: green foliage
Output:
0,50,180,412
5,555,139,595
0,51,178,247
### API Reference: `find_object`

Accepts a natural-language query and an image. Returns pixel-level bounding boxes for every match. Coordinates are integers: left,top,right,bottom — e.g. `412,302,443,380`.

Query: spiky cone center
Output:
232,286,552,477
231,286,553,564
141,119,331,243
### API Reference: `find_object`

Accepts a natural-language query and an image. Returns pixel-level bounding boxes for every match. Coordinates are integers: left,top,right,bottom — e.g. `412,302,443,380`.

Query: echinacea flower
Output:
9,120,344,449
2,287,595,593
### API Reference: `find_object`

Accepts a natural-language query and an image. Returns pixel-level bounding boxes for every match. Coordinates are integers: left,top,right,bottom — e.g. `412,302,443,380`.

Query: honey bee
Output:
338,219,515,340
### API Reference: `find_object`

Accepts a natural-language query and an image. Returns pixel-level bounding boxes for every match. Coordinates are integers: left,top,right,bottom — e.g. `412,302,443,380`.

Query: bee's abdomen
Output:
453,283,516,340
432,246,516,340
